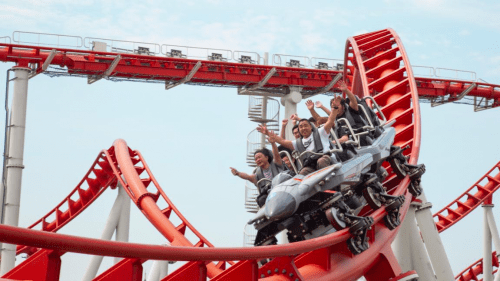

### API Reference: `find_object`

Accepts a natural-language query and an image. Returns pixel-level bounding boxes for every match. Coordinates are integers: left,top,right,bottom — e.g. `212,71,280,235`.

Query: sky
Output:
1,0,500,280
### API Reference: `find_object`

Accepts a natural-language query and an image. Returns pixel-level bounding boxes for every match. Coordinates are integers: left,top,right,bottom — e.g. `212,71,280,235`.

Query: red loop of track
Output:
433,161,500,233
1,28,422,281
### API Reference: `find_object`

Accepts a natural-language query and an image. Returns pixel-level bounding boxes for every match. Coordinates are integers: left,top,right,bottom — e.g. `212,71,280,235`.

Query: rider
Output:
258,108,337,176
230,140,283,193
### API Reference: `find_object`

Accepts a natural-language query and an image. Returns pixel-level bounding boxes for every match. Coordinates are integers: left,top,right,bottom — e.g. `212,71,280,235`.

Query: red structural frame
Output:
0,28,496,280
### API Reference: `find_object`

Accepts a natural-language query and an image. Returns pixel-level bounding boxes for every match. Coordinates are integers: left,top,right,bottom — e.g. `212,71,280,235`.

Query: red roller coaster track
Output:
0,28,497,280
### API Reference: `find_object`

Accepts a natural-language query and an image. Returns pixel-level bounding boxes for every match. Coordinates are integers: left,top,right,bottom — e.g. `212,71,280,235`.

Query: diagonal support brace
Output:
238,67,277,95
88,55,121,84
165,61,202,90
310,72,343,97
29,49,57,79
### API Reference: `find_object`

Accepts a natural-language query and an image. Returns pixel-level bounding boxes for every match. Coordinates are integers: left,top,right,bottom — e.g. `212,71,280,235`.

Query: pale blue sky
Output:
1,0,500,280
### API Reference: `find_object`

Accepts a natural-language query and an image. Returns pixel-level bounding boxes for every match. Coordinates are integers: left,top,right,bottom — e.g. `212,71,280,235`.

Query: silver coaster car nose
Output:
264,192,296,221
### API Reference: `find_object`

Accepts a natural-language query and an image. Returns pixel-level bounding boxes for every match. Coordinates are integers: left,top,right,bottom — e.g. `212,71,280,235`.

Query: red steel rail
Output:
455,252,499,281
0,28,422,281
0,42,499,107
433,161,500,233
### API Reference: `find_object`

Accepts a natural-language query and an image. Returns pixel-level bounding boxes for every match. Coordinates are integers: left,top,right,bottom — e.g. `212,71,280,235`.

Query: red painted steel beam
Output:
433,161,500,233
1,43,499,103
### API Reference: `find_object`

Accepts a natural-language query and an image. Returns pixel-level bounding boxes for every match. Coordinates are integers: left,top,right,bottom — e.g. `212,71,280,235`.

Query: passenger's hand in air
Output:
257,124,269,135
230,167,239,176
282,119,288,126
306,100,314,110
338,80,348,92
315,101,323,108
267,130,278,143
290,114,300,122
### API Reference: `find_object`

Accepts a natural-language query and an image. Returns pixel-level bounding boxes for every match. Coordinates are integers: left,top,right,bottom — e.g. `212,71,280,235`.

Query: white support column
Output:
0,67,30,275
414,192,454,281
392,202,436,280
158,260,169,280
147,261,161,281
82,187,127,281
485,207,500,281
114,185,130,264
484,204,494,281
280,87,302,140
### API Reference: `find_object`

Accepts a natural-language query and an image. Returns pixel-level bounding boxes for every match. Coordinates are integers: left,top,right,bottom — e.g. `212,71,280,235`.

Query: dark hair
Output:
308,117,316,123
277,145,292,154
254,148,273,163
292,124,299,132
298,118,312,126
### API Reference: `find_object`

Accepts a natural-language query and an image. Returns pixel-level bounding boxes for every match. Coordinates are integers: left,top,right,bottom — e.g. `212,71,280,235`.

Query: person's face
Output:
331,96,343,109
298,121,312,138
254,152,269,167
292,128,300,139
282,156,292,170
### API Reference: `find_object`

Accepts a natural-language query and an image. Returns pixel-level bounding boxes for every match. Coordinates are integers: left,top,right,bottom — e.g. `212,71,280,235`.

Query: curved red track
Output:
0,28,493,280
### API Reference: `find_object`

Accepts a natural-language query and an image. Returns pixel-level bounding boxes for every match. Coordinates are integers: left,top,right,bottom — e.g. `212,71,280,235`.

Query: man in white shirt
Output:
258,106,338,176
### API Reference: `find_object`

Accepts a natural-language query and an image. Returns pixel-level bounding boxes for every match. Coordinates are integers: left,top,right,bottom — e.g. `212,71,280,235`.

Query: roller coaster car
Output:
248,97,426,255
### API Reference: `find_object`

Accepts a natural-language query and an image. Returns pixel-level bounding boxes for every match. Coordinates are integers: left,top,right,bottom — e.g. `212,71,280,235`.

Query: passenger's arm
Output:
315,101,331,115
266,130,295,151
306,99,322,121
290,114,300,125
323,105,341,133
270,141,283,167
230,167,257,184
337,135,349,144
280,119,288,139
339,80,358,111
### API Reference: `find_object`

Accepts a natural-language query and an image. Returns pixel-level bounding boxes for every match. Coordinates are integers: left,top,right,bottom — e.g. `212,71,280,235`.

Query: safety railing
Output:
311,57,344,70
0,36,11,44
232,51,262,64
162,44,232,61
273,54,310,68
13,31,83,48
244,180,259,214
412,65,477,82
84,37,161,55
243,223,257,246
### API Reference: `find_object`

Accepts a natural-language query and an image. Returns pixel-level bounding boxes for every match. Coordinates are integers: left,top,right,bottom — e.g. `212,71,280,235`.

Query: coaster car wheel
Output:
362,186,382,210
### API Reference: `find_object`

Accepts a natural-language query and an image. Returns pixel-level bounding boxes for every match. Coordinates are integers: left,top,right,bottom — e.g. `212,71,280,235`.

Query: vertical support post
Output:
414,192,454,281
82,186,126,281
485,206,500,281
484,203,494,281
0,66,30,275
281,87,302,140
392,202,436,280
114,184,131,264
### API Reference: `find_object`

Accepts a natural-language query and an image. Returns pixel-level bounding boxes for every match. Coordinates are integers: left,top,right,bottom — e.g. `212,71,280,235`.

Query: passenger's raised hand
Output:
230,167,239,176
282,119,288,126
315,101,323,108
306,100,314,110
290,114,300,122
267,130,278,143
257,124,269,135
338,80,348,92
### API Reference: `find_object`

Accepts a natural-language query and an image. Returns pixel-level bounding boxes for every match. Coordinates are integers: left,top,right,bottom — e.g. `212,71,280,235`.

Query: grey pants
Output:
299,155,331,176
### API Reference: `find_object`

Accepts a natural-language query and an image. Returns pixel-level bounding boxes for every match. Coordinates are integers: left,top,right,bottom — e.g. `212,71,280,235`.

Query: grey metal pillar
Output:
0,67,30,275
414,192,454,281
280,87,302,140
484,204,494,281
114,185,131,264
392,202,436,280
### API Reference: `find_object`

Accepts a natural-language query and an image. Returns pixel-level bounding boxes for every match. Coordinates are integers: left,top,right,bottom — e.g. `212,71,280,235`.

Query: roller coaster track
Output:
0,28,495,280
